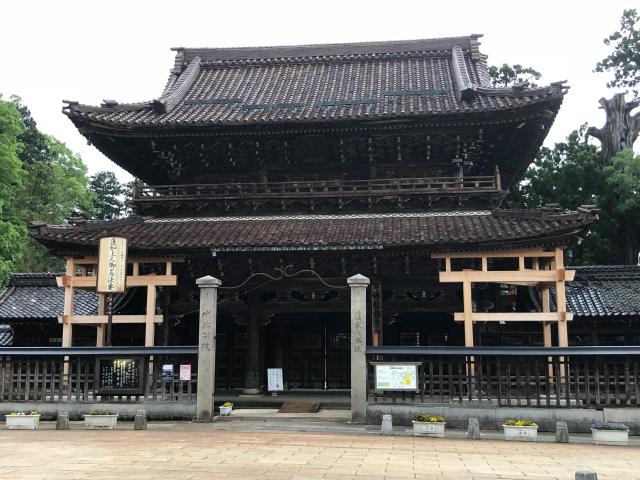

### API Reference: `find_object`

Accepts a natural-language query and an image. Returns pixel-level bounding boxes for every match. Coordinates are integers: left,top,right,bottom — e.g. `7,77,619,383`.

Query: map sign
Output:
374,363,418,391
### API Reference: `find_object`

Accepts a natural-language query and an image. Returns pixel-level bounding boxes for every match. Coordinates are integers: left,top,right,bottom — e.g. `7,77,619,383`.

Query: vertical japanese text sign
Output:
97,237,128,293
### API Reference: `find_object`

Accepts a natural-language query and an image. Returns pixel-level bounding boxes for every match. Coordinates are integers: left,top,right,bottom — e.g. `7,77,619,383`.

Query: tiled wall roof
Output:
30,209,593,252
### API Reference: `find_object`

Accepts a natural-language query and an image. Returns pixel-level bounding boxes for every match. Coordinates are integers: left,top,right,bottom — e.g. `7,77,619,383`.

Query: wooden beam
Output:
57,274,177,288
58,315,163,325
432,249,558,260
439,269,575,284
453,312,573,322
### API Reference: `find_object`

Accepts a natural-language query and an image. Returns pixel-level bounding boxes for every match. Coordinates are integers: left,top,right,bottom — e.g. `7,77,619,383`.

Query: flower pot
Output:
503,425,538,441
83,414,118,430
6,414,40,430
591,428,629,445
219,406,232,417
412,421,446,438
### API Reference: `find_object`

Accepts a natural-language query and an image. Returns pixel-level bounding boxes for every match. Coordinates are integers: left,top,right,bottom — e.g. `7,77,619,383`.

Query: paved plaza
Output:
0,426,638,480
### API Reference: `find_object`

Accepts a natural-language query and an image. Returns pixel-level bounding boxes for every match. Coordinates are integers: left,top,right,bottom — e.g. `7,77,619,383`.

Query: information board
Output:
267,368,283,392
97,357,144,395
374,363,419,392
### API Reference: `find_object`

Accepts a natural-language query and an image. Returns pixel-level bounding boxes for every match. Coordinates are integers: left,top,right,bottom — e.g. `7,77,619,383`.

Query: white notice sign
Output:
179,364,191,381
97,236,128,293
267,368,283,392
375,364,418,391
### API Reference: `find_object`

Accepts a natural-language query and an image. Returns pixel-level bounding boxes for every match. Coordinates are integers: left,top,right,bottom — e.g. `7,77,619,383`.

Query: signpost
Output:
373,363,420,393
96,236,128,346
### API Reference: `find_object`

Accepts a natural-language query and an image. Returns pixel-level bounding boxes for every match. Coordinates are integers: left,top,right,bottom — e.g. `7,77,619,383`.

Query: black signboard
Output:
96,357,145,395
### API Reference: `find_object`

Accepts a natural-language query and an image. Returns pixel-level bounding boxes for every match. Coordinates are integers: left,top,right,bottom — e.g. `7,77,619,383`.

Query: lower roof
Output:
0,273,97,320
562,265,640,318
30,209,594,254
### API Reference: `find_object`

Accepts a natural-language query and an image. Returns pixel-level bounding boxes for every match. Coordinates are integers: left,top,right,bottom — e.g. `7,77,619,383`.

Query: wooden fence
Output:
0,347,198,403
366,346,640,408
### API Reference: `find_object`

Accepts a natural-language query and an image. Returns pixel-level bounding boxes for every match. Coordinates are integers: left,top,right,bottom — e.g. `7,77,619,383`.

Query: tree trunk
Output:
586,93,640,164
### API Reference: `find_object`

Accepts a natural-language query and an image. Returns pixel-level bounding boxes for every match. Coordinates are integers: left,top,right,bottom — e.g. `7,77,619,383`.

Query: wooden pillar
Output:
462,274,474,347
243,290,261,394
554,248,568,383
541,286,554,380
462,273,474,376
555,248,569,348
96,293,105,347
145,285,157,347
62,258,75,380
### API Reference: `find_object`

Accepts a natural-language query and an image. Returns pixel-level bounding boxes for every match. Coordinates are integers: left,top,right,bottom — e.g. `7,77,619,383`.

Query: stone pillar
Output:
348,274,369,424
195,275,221,422
243,290,261,394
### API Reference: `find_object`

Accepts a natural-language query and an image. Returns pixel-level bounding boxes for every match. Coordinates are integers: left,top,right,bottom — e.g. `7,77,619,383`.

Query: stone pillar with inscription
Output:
195,275,221,422
348,274,370,423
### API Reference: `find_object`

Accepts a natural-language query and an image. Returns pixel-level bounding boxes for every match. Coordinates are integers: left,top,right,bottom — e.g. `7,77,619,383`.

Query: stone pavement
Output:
0,427,638,480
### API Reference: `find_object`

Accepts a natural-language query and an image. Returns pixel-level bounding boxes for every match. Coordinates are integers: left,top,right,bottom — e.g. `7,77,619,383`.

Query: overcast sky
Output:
1,0,635,182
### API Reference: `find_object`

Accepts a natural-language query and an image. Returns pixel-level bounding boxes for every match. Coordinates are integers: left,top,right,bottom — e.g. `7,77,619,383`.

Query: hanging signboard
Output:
96,357,144,395
97,236,128,293
373,362,420,392
267,368,284,392
162,364,174,381
179,364,192,381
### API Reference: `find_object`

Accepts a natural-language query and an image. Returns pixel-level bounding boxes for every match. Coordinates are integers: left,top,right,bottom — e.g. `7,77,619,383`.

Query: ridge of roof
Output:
172,36,484,63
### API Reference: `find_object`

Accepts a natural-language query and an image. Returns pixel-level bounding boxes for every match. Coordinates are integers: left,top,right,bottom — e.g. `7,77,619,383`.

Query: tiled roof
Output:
30,209,594,253
563,265,640,318
0,273,98,320
63,36,567,128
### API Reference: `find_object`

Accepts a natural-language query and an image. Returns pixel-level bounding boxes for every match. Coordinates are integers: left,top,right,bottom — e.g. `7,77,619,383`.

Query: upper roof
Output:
30,209,594,254
0,273,98,320
562,265,640,318
63,35,567,129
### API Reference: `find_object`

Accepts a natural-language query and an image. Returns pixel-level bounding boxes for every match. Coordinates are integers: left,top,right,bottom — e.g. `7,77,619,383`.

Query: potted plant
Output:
412,413,446,437
219,402,233,416
591,421,629,444
83,409,118,430
503,419,538,441
5,411,40,430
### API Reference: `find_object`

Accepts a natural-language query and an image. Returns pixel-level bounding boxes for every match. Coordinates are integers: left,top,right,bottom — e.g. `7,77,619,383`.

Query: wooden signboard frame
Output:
95,356,145,395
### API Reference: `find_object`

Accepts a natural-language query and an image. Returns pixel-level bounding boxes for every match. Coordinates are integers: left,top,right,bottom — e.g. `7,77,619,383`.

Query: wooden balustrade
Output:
133,175,500,203
366,347,640,408
0,348,198,403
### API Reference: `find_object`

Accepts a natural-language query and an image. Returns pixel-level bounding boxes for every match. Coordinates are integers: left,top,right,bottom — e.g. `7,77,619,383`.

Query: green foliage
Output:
489,64,541,88
0,97,26,285
90,171,126,220
89,409,113,415
9,98,95,272
507,127,640,264
595,9,640,97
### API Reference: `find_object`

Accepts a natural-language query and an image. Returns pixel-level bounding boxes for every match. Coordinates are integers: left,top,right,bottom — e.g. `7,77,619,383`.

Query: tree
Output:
507,128,640,264
90,171,125,220
595,8,640,98
589,10,640,163
9,97,94,272
489,64,541,88
0,97,26,284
